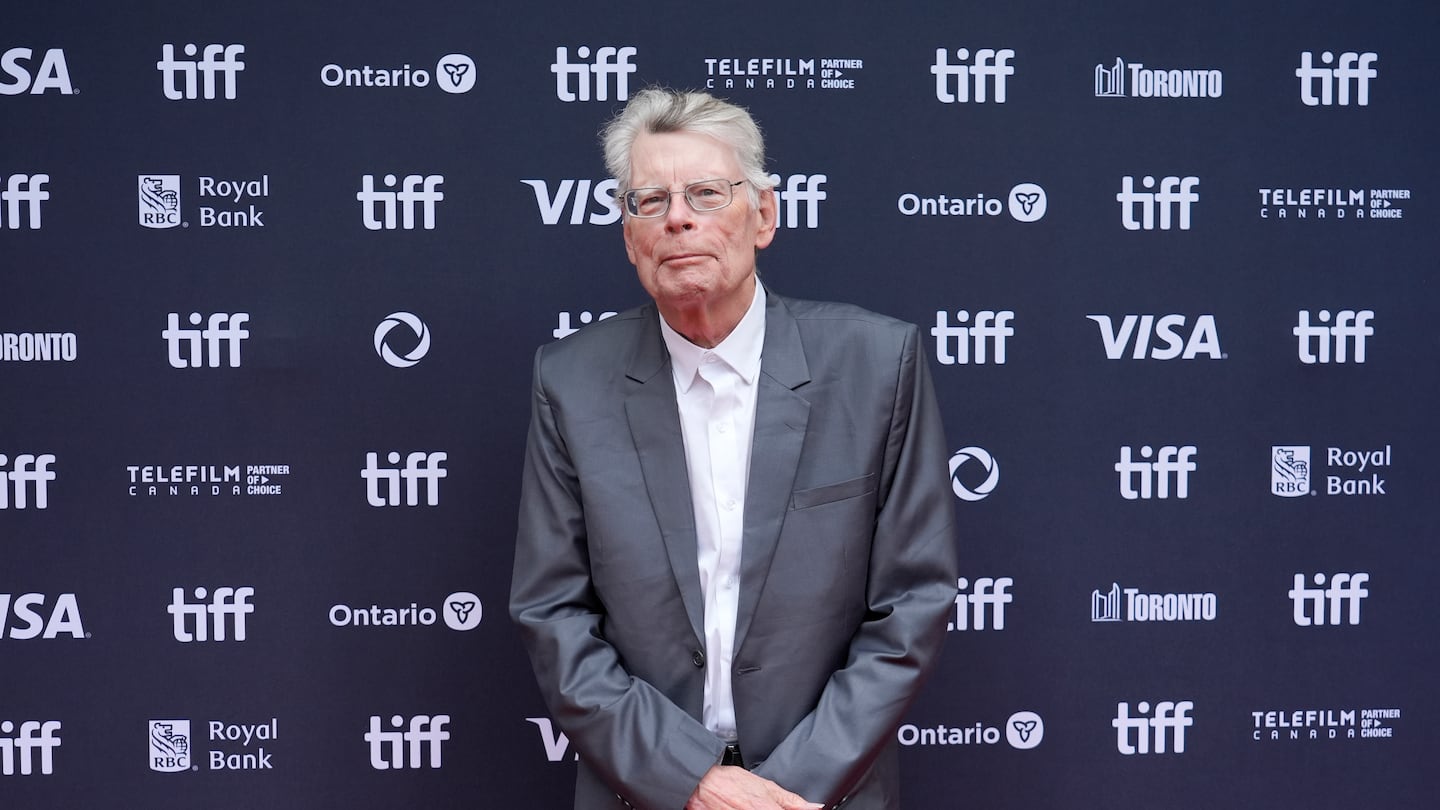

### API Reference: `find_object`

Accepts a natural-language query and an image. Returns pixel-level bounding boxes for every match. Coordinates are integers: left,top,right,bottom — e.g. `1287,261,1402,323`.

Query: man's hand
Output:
685,765,825,810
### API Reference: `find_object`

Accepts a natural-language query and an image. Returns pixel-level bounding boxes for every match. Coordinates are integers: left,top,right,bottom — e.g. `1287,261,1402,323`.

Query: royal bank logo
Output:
1259,187,1409,220
1091,583,1217,623
321,53,475,94
1094,58,1223,98
149,720,191,772
329,591,482,631
898,711,1044,750
139,175,181,228
551,46,636,102
949,447,998,502
1252,707,1399,742
374,312,431,368
702,56,865,91
0,48,75,95
1272,446,1311,497
931,48,1014,103
1297,51,1377,107
138,174,271,229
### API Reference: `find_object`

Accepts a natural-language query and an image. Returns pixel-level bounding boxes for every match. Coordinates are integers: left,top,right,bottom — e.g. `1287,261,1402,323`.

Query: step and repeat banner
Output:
4,2,1436,808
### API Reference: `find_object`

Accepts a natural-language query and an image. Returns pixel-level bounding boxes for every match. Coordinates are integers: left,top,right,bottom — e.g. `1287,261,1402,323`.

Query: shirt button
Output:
703,353,717,364
723,498,737,510
717,422,729,433
692,649,706,667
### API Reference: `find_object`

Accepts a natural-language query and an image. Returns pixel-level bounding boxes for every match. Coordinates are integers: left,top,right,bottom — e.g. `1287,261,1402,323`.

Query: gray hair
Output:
601,87,773,206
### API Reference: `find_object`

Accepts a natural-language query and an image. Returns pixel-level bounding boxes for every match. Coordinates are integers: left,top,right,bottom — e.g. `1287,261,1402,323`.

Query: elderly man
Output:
511,88,958,810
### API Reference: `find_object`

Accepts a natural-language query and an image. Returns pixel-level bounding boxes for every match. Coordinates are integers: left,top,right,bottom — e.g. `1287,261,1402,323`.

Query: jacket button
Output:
692,649,706,667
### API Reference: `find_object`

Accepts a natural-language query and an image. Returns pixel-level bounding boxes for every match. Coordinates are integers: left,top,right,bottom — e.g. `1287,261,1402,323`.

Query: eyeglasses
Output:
622,179,746,218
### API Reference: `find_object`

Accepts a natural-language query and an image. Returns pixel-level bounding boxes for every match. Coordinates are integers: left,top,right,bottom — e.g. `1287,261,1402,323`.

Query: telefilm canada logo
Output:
139,174,271,229
1271,444,1390,497
1258,186,1410,220
898,183,1047,222
1251,707,1399,741
329,591,482,631
700,55,865,91
321,53,475,94
126,462,292,497
897,711,1044,750
148,718,279,771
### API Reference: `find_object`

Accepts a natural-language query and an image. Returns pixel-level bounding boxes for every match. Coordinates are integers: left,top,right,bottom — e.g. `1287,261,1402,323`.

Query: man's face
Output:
623,130,776,320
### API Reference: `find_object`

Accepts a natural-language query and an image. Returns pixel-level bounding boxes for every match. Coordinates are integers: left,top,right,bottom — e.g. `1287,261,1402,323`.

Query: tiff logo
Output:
1117,176,1199,231
931,48,1014,103
0,720,62,775
769,173,827,229
362,451,447,507
1295,309,1373,364
1113,701,1192,755
950,577,1012,631
1116,445,1197,500
0,453,55,510
366,715,450,769
358,174,444,230
1297,51,1377,107
554,310,617,340
932,310,1013,365
551,46,636,102
169,586,254,642
157,44,245,100
163,312,249,368
1290,573,1369,626
1,174,49,229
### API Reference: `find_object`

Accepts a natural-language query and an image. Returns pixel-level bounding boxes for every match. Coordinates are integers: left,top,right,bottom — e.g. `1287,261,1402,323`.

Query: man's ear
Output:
754,187,777,250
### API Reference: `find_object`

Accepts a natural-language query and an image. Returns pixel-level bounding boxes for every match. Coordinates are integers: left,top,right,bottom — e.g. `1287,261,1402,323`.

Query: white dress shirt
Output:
658,281,766,743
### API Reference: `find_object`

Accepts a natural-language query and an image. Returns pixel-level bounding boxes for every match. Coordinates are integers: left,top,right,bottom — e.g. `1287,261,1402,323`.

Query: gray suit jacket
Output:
510,291,958,810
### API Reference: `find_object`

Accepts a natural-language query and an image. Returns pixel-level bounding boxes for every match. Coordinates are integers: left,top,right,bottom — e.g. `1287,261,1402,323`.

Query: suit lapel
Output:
624,308,706,643
735,293,811,650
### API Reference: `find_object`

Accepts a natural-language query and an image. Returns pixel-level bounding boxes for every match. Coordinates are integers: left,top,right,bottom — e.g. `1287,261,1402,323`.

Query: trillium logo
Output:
374,312,431,367
435,54,475,93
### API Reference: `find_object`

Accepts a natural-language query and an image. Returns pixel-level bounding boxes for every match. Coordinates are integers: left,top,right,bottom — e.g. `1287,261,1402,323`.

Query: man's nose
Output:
664,194,695,231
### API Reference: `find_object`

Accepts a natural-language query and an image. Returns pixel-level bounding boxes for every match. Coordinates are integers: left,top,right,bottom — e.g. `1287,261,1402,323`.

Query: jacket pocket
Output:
790,472,877,510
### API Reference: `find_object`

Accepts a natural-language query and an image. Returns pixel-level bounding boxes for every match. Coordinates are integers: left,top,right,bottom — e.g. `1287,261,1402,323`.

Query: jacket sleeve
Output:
750,325,960,805
509,345,725,810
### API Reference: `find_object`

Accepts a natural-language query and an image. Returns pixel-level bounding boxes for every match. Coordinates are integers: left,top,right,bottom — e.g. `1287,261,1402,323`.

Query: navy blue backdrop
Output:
3,1,1436,807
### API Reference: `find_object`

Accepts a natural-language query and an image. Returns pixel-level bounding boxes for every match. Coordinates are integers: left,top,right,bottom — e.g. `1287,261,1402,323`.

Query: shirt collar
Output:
659,280,766,394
